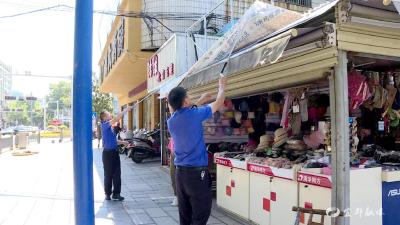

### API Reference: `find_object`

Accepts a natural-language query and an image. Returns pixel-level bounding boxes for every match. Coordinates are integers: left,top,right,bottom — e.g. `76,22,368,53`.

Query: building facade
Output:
99,0,312,131
0,60,12,128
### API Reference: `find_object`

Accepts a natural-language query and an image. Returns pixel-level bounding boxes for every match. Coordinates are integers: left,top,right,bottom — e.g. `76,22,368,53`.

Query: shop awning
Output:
157,0,340,98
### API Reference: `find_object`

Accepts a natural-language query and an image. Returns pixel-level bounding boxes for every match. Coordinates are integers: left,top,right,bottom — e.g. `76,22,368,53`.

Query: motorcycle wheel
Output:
132,151,146,163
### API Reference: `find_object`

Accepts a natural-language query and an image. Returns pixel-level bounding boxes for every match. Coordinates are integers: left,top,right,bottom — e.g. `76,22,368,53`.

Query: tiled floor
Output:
0,139,246,225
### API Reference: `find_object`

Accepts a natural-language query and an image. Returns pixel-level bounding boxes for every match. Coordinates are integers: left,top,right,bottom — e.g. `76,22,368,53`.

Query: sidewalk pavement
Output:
0,140,246,225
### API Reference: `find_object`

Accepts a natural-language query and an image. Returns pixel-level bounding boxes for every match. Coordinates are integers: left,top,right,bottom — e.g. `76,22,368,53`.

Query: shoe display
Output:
171,197,178,206
111,194,125,201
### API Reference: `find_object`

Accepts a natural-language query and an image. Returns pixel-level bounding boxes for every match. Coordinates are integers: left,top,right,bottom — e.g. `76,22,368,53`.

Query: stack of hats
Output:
256,135,274,151
273,128,289,148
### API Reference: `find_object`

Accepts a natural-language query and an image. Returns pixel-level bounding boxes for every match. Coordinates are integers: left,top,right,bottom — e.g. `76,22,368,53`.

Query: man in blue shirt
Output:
100,106,132,201
167,77,226,225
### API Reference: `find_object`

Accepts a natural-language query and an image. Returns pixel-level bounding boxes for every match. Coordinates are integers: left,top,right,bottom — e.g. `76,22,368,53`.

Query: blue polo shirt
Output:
101,121,118,150
167,105,212,167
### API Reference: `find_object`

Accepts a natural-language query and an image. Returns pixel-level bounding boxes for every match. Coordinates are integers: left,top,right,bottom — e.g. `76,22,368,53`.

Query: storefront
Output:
146,33,219,164
98,0,155,130
171,0,400,224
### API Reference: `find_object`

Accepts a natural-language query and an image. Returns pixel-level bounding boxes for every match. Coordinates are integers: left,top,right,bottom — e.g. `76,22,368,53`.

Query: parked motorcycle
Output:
127,129,161,163
117,130,134,155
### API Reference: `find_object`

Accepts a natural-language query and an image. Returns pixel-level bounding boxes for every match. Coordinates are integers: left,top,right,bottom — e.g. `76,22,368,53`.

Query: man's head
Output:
100,111,111,122
168,87,191,111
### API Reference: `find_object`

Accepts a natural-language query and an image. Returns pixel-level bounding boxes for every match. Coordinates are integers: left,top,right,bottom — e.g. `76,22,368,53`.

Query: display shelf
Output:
382,170,400,182
205,135,248,143
247,162,299,180
216,164,250,220
215,157,247,170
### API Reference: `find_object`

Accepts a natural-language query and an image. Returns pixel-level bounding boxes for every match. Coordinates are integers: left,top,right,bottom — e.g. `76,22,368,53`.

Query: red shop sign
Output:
297,172,332,188
215,157,233,167
147,54,175,82
247,163,274,176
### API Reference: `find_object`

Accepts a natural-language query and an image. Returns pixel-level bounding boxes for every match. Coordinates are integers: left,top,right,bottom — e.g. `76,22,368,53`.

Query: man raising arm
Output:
167,77,226,225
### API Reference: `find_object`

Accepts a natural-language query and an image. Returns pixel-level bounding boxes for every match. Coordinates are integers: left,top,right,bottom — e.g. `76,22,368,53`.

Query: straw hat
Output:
248,112,255,119
224,111,234,119
234,111,242,123
256,134,274,150
273,128,289,148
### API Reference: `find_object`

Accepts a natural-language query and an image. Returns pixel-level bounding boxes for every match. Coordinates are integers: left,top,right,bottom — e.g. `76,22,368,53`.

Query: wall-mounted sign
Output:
100,17,125,79
147,36,177,92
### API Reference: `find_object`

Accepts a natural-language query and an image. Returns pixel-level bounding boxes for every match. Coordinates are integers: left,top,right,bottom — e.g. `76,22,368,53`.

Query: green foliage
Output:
92,75,113,121
47,81,71,110
4,101,43,126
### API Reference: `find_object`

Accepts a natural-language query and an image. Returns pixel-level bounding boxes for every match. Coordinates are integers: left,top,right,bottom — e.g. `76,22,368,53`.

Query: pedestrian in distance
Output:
100,106,132,201
167,77,226,225
97,121,102,149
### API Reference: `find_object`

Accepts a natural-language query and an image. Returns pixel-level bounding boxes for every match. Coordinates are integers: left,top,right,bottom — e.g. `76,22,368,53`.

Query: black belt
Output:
176,166,208,171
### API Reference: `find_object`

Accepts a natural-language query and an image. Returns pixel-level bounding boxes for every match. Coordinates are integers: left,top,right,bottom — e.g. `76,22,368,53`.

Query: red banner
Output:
297,172,332,188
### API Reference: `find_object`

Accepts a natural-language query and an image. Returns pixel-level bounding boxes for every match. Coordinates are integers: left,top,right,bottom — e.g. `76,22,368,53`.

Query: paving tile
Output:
162,206,179,212
145,207,168,218
128,213,154,225
207,215,223,224
152,217,179,225
217,216,246,225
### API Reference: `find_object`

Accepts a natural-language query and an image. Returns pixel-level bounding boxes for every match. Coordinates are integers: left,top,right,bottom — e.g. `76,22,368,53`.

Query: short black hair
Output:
168,87,187,111
100,111,108,122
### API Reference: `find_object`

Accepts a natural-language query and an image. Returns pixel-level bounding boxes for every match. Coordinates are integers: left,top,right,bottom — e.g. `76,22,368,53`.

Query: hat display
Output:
273,128,289,148
248,126,255,133
224,111,234,119
256,134,274,150
239,101,249,112
215,127,224,137
248,112,255,119
240,128,247,136
286,139,307,151
213,111,221,123
204,127,216,135
221,119,231,126
230,119,241,128
234,111,242,123
224,127,233,136
243,120,252,127
303,130,325,149
224,99,234,110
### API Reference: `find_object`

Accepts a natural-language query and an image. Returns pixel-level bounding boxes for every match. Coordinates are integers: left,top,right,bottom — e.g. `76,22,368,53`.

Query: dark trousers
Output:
102,150,121,196
176,168,212,225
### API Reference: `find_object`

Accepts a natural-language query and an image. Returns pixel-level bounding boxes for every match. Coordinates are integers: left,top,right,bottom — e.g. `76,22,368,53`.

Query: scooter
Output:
117,130,134,155
127,129,161,163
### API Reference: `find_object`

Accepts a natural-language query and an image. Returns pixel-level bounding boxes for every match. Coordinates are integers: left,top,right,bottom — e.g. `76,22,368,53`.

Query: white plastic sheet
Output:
187,1,302,76
393,0,400,14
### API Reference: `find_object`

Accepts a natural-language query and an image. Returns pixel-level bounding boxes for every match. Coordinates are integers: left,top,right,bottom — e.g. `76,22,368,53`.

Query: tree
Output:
4,100,43,127
92,75,113,121
46,81,71,126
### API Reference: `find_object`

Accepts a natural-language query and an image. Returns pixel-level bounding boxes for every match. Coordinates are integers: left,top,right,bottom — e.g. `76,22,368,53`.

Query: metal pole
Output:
230,0,234,21
332,50,350,225
160,98,167,165
56,100,59,120
72,0,94,224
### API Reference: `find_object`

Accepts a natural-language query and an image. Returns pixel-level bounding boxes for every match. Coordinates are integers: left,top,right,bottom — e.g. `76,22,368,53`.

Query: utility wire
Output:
0,4,74,19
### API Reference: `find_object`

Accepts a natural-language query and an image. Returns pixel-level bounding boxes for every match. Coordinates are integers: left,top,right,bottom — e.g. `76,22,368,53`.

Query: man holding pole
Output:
99,106,132,201
167,77,226,225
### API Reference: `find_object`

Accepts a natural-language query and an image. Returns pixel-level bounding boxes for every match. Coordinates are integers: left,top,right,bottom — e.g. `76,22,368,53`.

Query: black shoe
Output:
105,195,111,201
111,194,125,201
